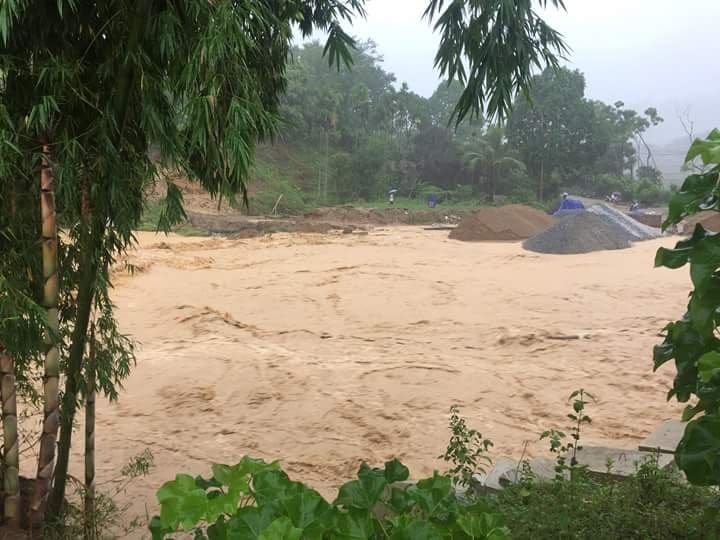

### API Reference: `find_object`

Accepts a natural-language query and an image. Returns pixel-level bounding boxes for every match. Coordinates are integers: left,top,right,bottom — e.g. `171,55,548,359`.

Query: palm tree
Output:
464,126,526,202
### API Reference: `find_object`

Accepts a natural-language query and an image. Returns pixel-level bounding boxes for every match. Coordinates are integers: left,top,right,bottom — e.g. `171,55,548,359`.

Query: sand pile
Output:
523,211,631,254
449,204,556,241
587,204,661,241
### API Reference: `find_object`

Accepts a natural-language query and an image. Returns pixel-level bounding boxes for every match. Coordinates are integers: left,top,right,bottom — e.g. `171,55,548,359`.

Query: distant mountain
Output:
649,129,711,187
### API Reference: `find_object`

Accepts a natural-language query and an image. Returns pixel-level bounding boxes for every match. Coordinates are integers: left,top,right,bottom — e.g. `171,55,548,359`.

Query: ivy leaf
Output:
676,415,720,485
257,517,303,540
384,459,410,483
284,487,331,530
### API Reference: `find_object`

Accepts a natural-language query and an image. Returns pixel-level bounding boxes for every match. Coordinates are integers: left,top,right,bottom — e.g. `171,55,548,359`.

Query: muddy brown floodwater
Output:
70,228,688,535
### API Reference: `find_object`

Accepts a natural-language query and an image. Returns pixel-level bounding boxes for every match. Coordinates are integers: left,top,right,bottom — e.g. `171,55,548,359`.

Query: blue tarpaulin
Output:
559,198,585,210
549,197,585,216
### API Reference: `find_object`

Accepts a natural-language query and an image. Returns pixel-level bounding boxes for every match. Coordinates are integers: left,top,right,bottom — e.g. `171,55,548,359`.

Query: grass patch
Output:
481,462,720,539
352,197,482,210
136,200,209,236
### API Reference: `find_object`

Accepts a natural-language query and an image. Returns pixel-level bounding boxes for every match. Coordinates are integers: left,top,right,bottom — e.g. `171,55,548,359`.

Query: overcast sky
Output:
327,0,720,144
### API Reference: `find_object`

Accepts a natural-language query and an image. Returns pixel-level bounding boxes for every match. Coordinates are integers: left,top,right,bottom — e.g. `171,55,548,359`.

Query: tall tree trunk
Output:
539,159,545,202
84,324,96,540
47,185,99,521
47,246,97,521
0,347,19,527
30,141,60,527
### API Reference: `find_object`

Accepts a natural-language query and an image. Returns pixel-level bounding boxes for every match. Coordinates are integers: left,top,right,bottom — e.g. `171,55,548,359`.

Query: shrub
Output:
482,461,720,539
149,457,510,539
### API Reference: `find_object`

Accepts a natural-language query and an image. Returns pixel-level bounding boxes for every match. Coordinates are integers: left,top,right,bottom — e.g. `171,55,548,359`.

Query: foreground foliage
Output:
484,461,720,539
654,129,720,484
150,457,509,539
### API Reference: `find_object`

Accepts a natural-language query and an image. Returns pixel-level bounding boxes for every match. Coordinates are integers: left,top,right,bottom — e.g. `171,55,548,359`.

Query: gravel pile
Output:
523,211,631,254
553,209,585,219
587,203,661,241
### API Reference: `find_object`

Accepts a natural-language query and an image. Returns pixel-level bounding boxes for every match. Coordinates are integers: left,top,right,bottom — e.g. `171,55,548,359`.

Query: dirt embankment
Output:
186,206,470,236
681,211,720,233
304,206,468,226
449,205,556,242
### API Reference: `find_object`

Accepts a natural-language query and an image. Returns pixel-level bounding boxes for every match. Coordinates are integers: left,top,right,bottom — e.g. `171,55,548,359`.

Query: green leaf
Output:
284,487,331,529
389,519,443,540
683,403,707,422
207,516,228,540
686,135,720,165
226,506,276,539
387,487,414,514
212,464,250,493
655,246,690,269
699,352,720,383
332,509,374,539
676,415,720,485
156,474,209,531
384,459,410,483
257,517,303,540
335,465,387,510
148,515,168,540
407,473,453,517
457,513,511,540
206,489,242,523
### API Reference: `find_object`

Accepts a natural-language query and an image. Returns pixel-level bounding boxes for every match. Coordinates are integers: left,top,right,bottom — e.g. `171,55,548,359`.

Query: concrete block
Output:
638,420,686,454
472,457,519,493
568,446,674,480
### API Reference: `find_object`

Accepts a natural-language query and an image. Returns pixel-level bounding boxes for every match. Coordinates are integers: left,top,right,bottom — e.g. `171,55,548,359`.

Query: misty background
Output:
333,0,720,184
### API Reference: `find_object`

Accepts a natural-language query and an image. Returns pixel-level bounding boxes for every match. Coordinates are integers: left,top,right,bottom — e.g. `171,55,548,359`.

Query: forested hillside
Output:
242,41,673,215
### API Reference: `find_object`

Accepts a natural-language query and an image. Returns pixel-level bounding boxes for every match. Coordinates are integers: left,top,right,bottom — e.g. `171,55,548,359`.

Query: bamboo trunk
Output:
84,325,96,540
31,142,60,526
0,347,19,527
48,179,98,519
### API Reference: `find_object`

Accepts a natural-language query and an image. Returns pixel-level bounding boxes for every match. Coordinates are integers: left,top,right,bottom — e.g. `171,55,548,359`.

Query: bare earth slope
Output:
88,228,688,527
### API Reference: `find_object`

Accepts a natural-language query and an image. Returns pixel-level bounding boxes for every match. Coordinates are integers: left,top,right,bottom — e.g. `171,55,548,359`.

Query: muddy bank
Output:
186,206,468,236
303,206,469,226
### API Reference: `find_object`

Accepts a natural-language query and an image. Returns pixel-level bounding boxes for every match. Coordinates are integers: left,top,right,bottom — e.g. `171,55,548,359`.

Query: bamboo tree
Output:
1,2,568,527
0,346,19,527
84,323,97,540
30,141,59,525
